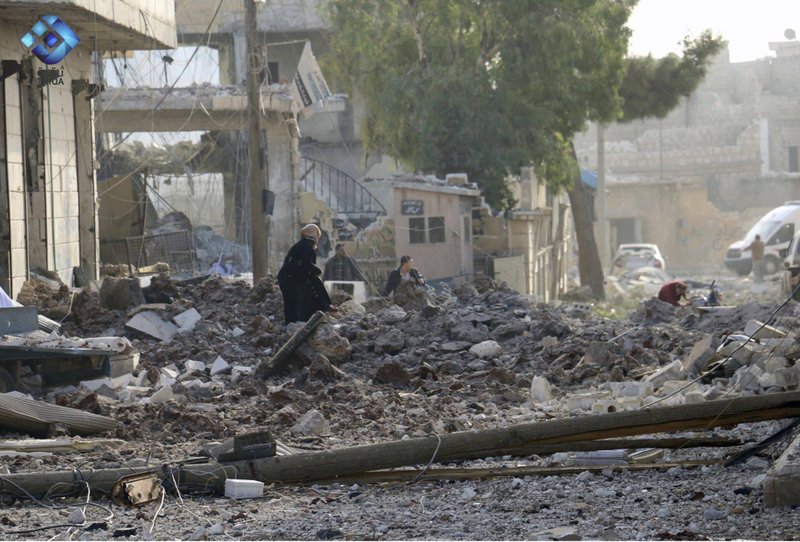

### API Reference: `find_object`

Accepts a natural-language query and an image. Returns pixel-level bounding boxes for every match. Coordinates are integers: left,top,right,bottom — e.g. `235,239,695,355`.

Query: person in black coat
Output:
277,224,336,324
382,255,425,296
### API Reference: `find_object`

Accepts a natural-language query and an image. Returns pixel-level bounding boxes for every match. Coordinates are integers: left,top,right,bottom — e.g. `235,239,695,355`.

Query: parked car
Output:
780,230,800,299
611,244,666,274
725,201,800,276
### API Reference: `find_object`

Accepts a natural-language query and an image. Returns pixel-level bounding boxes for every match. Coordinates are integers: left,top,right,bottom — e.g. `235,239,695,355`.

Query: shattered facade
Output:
0,1,175,295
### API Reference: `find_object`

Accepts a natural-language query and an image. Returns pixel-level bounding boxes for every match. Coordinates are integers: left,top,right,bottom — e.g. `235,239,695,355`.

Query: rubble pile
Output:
3,272,800,540
43,272,800,444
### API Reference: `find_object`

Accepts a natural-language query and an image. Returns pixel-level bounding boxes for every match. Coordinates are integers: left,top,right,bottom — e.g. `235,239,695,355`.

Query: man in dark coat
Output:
382,255,425,296
277,224,336,324
322,244,366,282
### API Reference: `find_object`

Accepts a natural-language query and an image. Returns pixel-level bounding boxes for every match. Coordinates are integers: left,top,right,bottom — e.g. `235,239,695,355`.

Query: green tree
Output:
620,30,726,121
324,1,721,299
325,0,634,209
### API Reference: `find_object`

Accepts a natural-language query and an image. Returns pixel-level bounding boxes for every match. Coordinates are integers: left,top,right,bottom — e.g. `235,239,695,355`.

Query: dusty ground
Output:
1,272,799,540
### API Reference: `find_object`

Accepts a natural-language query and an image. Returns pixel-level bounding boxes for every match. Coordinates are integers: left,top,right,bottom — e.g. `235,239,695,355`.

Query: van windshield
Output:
745,220,780,242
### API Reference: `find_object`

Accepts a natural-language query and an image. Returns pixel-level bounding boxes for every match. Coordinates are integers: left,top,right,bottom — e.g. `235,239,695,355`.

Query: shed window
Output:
409,217,426,244
428,216,445,243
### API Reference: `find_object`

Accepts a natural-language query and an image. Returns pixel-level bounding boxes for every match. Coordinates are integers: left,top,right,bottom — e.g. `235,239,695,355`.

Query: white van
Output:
725,201,800,276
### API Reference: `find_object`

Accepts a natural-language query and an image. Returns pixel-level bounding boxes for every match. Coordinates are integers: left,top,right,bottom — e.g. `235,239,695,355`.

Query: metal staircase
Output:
299,156,386,220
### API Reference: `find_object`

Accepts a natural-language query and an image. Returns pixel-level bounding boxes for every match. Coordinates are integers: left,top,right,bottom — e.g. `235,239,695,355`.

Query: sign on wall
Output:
401,200,424,215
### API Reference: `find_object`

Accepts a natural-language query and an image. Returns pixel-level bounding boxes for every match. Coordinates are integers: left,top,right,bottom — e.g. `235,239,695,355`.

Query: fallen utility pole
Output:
255,311,326,378
2,391,799,498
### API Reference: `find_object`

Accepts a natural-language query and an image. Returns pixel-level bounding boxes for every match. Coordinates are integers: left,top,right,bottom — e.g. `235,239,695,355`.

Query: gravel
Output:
0,273,798,540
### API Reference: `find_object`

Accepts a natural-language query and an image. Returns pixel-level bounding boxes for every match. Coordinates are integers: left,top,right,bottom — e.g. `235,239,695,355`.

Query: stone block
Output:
566,393,602,412
733,365,764,392
108,352,140,378
764,433,800,507
173,308,202,333
775,366,800,388
615,397,643,410
645,360,683,389
530,376,552,403
684,390,705,404
469,340,502,359
291,409,330,436
210,356,230,376
592,399,621,414
185,359,206,374
681,334,716,377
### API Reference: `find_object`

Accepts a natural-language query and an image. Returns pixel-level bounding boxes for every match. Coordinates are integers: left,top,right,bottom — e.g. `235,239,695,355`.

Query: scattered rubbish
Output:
111,472,163,507
224,479,264,499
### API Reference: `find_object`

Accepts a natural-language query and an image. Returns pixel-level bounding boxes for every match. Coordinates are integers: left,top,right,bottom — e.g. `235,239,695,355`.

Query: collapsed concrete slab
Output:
125,311,179,342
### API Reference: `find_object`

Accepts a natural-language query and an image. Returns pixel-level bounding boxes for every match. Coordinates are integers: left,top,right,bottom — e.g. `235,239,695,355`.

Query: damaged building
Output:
1,2,800,541
0,0,175,296
577,40,800,272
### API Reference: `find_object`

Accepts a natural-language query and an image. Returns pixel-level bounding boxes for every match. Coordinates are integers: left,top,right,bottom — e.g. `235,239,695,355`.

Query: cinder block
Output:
224,479,264,499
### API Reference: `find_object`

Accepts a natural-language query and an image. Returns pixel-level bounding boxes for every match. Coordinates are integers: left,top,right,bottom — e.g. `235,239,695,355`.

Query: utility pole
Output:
245,0,268,280
597,123,608,271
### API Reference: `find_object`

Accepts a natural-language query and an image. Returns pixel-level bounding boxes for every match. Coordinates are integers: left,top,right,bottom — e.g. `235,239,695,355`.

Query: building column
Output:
72,80,98,280
20,58,47,272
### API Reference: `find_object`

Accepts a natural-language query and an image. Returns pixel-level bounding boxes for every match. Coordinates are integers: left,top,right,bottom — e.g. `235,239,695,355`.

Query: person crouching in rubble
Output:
657,280,688,306
382,255,425,296
277,224,338,324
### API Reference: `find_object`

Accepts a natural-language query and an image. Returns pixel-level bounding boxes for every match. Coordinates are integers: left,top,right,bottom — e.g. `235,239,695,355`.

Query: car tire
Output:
734,262,752,276
764,256,780,275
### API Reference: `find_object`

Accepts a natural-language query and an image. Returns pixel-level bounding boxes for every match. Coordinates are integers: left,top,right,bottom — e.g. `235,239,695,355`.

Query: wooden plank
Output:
316,460,714,485
256,311,326,378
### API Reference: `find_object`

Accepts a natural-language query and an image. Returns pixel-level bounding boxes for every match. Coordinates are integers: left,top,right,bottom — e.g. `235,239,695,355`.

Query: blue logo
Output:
20,15,80,65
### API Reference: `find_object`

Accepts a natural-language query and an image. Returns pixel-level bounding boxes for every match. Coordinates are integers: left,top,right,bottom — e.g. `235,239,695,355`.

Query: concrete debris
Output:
530,376,552,403
99,277,145,310
125,310,179,341
469,340,502,359
174,307,202,332
291,408,330,436
210,356,230,376
1,269,797,539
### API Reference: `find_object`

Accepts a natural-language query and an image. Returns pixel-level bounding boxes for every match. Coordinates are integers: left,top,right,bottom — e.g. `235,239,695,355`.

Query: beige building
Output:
0,1,175,295
472,169,572,302
576,42,800,273
364,175,481,288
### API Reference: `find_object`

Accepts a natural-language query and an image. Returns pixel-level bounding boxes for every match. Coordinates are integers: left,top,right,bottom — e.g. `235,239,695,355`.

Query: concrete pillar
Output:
20,58,47,272
265,112,296,271
72,80,98,280
0,74,10,295
222,172,237,241
233,28,247,86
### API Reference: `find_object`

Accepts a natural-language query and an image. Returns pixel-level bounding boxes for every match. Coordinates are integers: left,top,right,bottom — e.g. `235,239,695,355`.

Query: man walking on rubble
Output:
277,224,338,324
746,234,766,282
322,243,366,283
